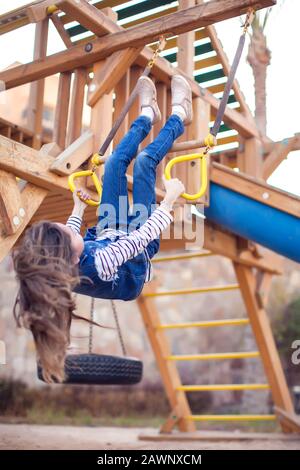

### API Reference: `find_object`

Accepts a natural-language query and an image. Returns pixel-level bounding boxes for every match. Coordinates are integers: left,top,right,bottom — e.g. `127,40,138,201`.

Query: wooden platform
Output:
138,430,300,442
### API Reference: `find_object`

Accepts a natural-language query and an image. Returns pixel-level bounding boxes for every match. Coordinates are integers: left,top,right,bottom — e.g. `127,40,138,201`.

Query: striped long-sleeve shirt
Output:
66,205,173,283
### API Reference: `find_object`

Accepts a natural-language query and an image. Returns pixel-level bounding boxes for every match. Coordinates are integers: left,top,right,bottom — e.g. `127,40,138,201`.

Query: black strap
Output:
98,65,152,157
210,33,246,138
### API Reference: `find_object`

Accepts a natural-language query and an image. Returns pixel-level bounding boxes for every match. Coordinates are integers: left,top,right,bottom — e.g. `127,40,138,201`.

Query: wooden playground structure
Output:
0,0,300,440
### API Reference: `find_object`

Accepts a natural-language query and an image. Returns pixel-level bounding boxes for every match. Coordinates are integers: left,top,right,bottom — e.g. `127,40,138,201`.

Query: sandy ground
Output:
0,424,300,450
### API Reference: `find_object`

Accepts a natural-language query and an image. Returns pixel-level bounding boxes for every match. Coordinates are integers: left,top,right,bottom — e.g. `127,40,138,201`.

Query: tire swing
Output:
38,298,143,385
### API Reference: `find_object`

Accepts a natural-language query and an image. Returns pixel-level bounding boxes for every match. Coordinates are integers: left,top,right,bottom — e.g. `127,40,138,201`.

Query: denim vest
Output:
72,226,148,301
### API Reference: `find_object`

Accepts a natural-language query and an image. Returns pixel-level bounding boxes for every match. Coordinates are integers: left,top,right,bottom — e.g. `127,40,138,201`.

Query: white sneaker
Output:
171,75,193,125
138,76,161,124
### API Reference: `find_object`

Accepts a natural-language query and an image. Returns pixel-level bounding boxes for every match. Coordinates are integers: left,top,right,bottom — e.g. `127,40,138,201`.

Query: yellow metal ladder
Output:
137,251,293,434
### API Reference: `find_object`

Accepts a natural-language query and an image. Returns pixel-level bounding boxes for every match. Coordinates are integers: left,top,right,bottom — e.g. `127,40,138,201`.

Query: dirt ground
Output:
1,424,300,450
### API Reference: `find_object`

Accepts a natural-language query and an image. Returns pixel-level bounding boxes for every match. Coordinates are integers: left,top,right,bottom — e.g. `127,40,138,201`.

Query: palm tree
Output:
246,8,272,136
247,2,286,136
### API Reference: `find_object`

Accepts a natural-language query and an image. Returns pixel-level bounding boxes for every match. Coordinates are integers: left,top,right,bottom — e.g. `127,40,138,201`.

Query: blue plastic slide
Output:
205,182,300,263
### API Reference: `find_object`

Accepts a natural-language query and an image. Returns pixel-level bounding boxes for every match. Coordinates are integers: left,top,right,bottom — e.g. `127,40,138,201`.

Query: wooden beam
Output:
274,407,300,434
27,18,49,149
0,0,276,89
263,135,299,179
66,67,87,146
137,284,196,433
160,219,281,274
112,70,130,148
233,263,295,433
87,47,141,107
26,0,60,23
0,135,68,193
51,13,73,48
0,135,100,205
0,171,23,235
53,71,72,149
0,183,48,262
50,130,94,175
211,163,300,219
57,0,119,37
0,2,260,139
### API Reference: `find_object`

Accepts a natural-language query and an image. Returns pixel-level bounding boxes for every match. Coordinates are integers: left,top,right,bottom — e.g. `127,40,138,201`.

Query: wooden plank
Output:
243,137,263,178
0,5,259,139
51,13,73,48
174,0,195,196
53,72,72,149
233,263,295,433
27,18,49,150
51,130,94,175
0,0,276,89
137,285,196,433
274,407,300,434
263,136,298,179
0,184,48,262
211,162,300,219
127,65,143,178
153,81,168,189
187,96,210,204
255,270,273,309
66,67,87,146
0,135,68,193
26,0,59,22
87,48,141,107
0,171,23,235
0,1,54,34
87,10,117,191
113,70,130,147
57,0,117,37
139,430,300,441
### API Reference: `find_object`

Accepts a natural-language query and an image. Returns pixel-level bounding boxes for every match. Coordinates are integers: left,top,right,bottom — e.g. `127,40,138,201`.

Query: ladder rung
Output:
177,384,270,391
158,318,249,329
144,284,239,297
167,351,260,361
152,251,213,263
188,415,276,422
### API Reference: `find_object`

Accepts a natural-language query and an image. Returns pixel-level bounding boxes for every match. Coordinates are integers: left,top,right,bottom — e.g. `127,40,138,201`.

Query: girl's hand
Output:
73,189,91,209
162,175,185,208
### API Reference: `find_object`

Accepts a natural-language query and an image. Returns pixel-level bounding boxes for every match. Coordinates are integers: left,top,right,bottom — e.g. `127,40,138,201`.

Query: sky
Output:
0,0,299,195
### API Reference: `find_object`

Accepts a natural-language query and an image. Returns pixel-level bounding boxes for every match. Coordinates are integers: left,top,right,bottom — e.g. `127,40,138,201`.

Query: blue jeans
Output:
75,114,184,300
85,114,185,258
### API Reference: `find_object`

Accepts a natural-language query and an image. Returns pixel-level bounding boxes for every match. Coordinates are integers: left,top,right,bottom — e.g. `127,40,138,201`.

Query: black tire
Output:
37,353,143,385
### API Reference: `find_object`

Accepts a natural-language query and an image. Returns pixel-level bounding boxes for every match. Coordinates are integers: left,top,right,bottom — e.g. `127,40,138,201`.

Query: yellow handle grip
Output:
68,170,102,207
164,152,208,201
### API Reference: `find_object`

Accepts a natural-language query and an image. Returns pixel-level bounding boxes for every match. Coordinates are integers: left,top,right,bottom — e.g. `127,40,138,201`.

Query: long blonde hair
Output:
12,220,86,383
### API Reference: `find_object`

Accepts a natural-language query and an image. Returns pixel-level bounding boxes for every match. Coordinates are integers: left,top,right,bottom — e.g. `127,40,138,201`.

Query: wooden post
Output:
188,97,211,205
53,72,72,150
173,0,196,192
0,171,23,235
113,70,130,148
242,137,264,178
234,263,295,433
137,285,196,433
88,8,117,191
154,82,168,190
66,67,87,146
27,18,49,149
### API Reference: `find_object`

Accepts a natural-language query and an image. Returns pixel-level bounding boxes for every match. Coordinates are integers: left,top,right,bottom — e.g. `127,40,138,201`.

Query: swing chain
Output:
111,300,127,357
200,7,256,160
242,8,255,34
89,297,95,354
147,35,166,69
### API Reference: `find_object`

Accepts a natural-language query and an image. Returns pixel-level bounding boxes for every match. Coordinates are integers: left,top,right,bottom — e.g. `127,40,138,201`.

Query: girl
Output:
12,74,193,383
